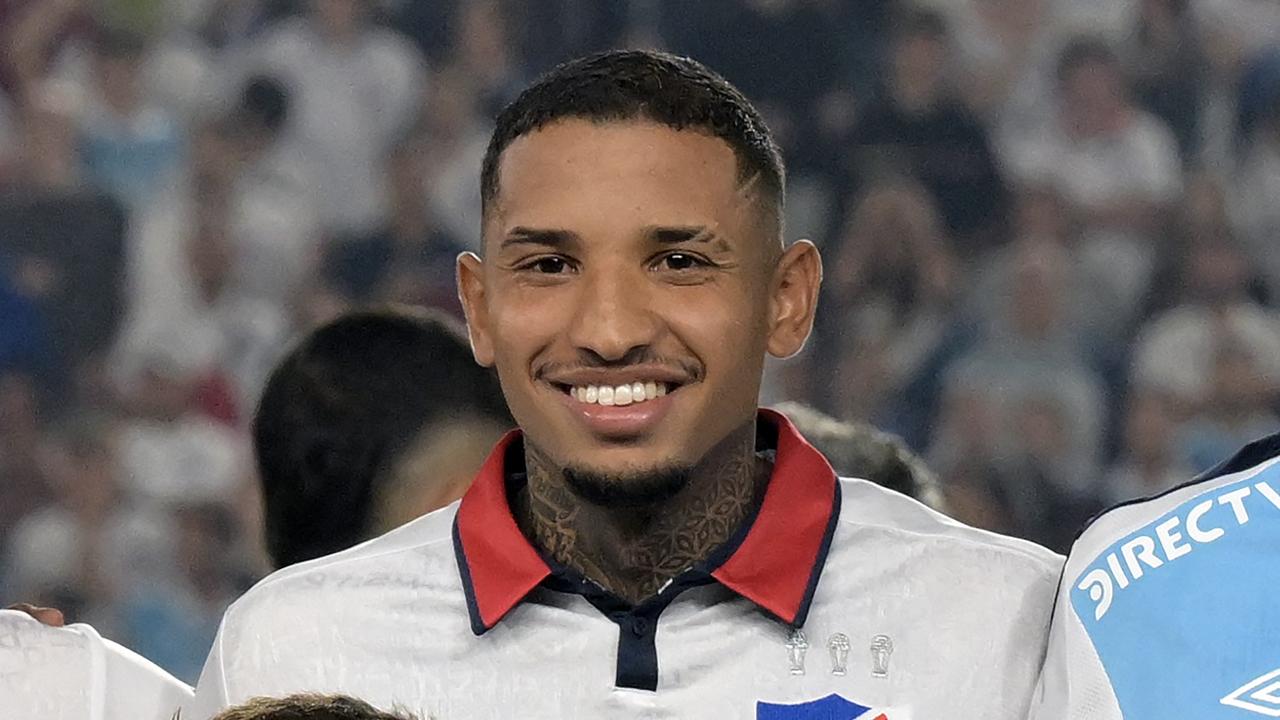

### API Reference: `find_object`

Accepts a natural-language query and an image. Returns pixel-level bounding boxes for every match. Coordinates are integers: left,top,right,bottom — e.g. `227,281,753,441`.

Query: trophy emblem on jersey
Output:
827,633,850,676
785,628,809,675
870,634,894,678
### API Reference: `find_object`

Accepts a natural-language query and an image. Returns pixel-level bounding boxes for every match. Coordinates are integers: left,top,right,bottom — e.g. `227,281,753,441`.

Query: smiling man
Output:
186,51,1062,720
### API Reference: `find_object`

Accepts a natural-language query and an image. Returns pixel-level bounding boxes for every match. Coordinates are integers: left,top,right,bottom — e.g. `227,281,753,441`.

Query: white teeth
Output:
567,381,672,405
615,384,633,405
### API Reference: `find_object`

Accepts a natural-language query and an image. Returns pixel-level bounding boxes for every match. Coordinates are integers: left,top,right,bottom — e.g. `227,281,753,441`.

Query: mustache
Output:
534,353,704,382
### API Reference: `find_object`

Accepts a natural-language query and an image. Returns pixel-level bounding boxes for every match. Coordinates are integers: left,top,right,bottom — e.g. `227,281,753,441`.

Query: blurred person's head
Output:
1007,241,1070,341
187,181,236,303
1057,37,1128,137
1180,171,1231,240
1182,236,1251,307
1207,336,1271,418
210,694,415,720
771,401,946,511
39,414,121,523
16,82,81,190
1011,183,1076,246
0,370,42,441
232,75,290,160
1121,387,1181,467
833,180,947,305
1009,394,1070,464
130,352,200,423
253,308,512,568
455,0,513,89
385,122,430,228
462,49,816,497
308,0,367,42
889,7,951,112
88,25,148,117
173,501,242,601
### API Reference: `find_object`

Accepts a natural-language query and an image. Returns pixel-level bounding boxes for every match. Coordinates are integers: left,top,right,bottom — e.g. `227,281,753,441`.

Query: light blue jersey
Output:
1033,434,1280,719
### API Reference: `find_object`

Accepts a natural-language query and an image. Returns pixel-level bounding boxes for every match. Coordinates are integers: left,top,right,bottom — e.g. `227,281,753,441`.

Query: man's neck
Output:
513,420,771,606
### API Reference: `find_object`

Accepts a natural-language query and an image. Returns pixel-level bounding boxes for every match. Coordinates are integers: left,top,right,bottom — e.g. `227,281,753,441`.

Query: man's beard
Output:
561,464,693,508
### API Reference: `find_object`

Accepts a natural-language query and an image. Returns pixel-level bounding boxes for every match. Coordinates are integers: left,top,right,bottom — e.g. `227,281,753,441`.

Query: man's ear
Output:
766,239,822,359
457,252,496,367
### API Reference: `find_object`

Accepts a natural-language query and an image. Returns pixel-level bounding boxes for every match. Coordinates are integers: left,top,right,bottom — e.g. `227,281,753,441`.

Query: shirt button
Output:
630,617,650,636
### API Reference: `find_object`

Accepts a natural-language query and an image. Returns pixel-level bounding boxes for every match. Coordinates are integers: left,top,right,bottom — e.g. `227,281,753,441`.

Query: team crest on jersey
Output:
756,693,902,719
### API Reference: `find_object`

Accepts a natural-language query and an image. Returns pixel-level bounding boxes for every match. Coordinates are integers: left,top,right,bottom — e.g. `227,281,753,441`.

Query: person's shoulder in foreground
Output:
1032,432,1280,720
0,608,192,720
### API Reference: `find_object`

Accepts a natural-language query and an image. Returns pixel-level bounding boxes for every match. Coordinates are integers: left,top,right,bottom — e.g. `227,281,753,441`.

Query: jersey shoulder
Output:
835,476,1064,580
222,501,461,623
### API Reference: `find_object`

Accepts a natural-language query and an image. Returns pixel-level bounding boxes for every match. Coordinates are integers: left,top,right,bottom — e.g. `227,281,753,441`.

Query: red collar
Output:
453,409,841,634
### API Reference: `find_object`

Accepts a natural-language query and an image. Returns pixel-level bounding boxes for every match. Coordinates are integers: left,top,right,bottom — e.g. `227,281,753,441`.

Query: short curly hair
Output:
205,693,417,720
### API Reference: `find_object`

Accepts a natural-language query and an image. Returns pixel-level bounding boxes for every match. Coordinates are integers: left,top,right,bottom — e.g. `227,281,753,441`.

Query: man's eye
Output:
656,253,707,271
525,257,572,274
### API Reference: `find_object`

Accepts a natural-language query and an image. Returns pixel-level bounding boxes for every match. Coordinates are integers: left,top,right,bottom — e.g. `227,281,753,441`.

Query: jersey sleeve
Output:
1032,432,1280,719
101,638,193,720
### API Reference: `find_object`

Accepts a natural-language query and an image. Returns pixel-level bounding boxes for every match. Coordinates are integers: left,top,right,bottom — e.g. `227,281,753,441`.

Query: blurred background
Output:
1,0,1278,684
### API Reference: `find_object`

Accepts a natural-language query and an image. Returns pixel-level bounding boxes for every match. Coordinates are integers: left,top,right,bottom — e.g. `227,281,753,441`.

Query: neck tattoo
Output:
513,421,771,606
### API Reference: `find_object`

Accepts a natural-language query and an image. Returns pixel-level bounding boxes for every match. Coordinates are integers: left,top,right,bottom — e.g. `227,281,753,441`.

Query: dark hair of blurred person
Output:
209,694,415,720
771,400,947,513
252,307,512,568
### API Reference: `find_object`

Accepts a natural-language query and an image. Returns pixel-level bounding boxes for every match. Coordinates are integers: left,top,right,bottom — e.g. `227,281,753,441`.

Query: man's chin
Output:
561,463,693,508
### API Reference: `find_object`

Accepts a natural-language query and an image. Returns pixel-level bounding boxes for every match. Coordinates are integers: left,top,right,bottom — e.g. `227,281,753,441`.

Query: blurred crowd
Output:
1,0,1279,684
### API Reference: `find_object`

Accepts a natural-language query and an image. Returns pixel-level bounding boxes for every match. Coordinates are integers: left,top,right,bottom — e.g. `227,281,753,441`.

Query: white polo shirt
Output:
187,411,1061,719
0,609,192,720
1032,433,1280,720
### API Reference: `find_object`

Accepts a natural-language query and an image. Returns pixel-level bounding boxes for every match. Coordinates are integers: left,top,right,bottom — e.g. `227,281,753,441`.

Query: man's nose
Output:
566,266,660,363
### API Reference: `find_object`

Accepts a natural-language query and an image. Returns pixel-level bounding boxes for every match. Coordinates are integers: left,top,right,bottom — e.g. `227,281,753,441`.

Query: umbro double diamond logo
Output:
1222,668,1280,716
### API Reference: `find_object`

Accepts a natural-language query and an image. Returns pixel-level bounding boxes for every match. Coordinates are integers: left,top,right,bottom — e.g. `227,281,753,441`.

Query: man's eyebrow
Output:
644,225,720,245
500,227,580,251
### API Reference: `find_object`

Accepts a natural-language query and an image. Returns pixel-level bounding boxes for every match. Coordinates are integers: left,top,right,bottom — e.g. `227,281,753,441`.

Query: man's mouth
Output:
557,381,672,406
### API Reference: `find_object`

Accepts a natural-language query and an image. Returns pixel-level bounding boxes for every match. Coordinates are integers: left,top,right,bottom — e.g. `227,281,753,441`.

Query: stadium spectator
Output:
325,121,468,314
234,0,426,236
0,81,128,403
1122,0,1206,160
76,26,185,212
822,180,958,427
218,75,321,309
943,239,1107,547
851,7,1008,247
1131,233,1280,412
1102,386,1194,505
2,415,161,635
1230,51,1280,295
253,307,510,568
1177,334,1280,472
1007,37,1182,325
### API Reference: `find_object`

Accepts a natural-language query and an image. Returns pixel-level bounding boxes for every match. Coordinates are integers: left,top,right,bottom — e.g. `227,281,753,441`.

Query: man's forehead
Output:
487,119,757,238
